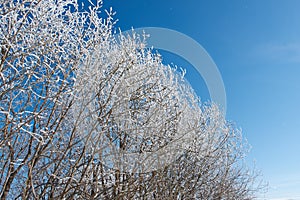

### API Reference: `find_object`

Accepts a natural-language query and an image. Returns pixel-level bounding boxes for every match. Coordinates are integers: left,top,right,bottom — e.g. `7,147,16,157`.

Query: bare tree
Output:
0,0,263,199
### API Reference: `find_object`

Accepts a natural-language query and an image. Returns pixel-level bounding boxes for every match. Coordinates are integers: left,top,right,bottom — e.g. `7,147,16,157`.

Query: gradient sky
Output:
94,0,300,199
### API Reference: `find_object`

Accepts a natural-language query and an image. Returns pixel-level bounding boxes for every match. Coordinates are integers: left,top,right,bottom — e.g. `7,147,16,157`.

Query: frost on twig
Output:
0,0,263,199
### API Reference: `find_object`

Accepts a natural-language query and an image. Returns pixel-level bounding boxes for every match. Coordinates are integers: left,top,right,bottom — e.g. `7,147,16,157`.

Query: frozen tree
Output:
0,0,263,199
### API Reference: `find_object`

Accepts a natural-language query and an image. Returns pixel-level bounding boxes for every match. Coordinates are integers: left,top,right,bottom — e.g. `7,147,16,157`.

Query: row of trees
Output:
0,0,262,199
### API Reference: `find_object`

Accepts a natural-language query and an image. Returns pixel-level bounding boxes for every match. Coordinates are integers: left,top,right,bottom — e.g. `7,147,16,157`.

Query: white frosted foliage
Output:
0,0,262,199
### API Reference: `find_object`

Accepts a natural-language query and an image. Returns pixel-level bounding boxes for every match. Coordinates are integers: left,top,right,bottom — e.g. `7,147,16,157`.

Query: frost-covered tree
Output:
0,0,262,199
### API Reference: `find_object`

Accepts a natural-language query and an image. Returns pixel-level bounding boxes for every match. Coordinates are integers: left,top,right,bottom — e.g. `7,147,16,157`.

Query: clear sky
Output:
97,0,300,199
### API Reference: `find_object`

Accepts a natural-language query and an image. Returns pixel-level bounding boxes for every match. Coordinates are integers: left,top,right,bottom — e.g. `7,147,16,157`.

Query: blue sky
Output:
99,0,300,199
